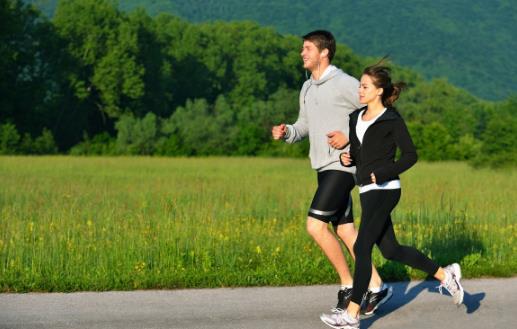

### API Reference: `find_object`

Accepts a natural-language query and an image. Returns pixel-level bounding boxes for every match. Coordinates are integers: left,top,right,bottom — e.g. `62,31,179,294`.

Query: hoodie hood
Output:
310,66,341,85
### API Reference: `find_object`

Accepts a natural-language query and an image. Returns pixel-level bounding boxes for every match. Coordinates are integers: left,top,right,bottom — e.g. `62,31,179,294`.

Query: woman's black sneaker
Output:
362,284,393,315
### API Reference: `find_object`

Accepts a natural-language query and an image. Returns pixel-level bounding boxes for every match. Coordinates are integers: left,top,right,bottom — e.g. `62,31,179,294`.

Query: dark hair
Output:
302,30,336,62
363,57,406,107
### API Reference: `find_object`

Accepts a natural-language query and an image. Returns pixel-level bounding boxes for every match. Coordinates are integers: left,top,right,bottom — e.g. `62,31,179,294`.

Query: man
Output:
271,30,390,315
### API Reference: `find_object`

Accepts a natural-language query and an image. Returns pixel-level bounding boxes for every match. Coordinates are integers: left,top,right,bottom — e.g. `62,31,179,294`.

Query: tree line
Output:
1,0,516,167
24,0,517,101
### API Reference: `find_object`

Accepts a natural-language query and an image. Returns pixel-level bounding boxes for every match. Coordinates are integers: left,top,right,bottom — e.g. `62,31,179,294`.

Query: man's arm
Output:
284,83,310,144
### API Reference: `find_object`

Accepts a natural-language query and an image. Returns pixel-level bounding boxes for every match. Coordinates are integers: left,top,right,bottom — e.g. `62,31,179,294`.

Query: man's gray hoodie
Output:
285,67,361,173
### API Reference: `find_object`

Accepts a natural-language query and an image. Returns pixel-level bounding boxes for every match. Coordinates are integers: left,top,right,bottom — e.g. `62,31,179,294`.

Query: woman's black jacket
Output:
341,107,418,186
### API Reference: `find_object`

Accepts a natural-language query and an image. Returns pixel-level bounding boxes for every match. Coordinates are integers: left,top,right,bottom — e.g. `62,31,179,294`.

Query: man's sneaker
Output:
320,309,360,329
331,287,353,312
438,263,464,305
362,284,393,315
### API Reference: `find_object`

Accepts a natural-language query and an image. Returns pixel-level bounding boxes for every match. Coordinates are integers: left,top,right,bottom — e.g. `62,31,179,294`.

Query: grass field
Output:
0,156,515,292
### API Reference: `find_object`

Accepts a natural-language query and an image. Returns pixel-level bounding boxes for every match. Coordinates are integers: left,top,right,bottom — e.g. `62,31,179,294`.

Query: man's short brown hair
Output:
302,30,336,62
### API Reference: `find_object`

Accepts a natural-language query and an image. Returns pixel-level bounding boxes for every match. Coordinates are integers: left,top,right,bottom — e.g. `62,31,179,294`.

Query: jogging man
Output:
271,30,391,314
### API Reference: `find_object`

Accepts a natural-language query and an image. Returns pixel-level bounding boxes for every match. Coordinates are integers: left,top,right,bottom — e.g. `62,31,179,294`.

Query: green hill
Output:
27,0,517,100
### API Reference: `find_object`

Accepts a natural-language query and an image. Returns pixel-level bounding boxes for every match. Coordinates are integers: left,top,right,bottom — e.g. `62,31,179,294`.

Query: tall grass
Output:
0,156,515,292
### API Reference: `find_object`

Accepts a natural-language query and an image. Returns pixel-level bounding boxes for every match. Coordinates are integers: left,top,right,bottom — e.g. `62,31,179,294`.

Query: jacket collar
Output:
350,106,400,125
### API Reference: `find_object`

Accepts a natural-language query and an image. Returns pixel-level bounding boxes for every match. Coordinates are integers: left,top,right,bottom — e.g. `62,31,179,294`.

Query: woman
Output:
320,62,464,329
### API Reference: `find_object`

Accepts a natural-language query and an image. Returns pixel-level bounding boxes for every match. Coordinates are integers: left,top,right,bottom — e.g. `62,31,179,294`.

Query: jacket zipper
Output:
357,118,384,186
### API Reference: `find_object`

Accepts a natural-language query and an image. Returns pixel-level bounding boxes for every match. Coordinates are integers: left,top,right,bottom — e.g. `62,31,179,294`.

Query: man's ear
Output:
320,48,329,59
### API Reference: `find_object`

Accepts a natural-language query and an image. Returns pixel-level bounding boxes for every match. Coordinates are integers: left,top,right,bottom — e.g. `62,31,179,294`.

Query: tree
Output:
408,122,453,161
0,0,65,146
54,0,145,119
473,98,517,167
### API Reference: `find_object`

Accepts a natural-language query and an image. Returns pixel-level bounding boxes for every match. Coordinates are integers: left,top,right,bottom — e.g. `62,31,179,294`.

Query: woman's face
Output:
359,74,382,104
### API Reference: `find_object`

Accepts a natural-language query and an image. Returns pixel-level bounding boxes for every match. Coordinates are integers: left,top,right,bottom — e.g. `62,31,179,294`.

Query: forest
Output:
26,0,517,101
2,0,516,167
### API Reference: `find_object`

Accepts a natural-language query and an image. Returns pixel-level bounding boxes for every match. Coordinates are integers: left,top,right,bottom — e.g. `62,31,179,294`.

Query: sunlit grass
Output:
0,157,515,291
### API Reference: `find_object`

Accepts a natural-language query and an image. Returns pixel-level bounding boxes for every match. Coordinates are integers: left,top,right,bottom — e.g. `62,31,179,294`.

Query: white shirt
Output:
356,109,401,193
356,108,386,143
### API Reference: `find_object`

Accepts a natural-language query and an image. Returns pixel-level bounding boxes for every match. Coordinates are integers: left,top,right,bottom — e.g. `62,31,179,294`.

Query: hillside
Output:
27,0,517,100
4,0,516,166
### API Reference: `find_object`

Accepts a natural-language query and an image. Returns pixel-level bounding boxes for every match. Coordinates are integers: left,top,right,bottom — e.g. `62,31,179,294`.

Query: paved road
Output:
0,278,515,329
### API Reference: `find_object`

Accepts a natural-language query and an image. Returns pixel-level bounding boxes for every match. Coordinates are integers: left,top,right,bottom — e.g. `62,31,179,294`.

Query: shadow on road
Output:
358,214,487,328
361,280,486,328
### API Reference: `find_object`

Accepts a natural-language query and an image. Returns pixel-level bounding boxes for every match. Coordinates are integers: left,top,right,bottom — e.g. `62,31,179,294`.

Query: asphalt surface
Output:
0,278,515,329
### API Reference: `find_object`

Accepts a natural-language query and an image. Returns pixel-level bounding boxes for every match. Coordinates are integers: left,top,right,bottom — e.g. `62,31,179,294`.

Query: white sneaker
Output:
438,263,464,305
320,310,359,329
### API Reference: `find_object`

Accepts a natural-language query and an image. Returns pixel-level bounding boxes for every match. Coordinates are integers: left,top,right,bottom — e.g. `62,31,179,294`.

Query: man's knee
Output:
336,223,357,247
306,216,327,238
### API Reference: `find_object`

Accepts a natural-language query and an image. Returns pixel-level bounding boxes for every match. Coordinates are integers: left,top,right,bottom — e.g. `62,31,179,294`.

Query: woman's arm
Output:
373,118,417,183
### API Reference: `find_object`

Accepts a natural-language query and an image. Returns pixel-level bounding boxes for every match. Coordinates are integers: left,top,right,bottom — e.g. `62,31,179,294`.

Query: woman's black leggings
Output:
350,189,440,304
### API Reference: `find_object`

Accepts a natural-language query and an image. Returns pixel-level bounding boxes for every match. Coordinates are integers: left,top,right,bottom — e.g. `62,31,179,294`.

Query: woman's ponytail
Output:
384,82,406,107
363,57,406,107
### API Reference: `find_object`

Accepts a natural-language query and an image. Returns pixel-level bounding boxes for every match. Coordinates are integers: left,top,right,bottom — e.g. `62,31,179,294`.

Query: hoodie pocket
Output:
309,133,337,168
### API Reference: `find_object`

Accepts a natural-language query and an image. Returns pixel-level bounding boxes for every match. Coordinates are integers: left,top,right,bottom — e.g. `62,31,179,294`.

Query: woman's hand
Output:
340,152,352,166
370,172,377,184
327,131,348,149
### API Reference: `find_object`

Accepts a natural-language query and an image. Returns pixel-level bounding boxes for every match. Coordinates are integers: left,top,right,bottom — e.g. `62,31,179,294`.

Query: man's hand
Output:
272,124,288,140
340,152,352,166
327,131,348,149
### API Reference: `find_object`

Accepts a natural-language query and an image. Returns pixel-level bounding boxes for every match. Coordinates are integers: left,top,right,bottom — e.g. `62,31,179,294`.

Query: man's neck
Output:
310,62,331,80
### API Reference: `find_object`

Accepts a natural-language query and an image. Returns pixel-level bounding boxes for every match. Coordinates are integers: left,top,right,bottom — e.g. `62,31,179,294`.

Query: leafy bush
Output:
115,113,158,155
69,132,117,155
0,123,21,155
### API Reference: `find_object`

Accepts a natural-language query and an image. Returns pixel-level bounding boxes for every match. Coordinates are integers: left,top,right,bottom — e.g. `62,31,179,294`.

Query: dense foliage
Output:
2,0,516,167
27,0,517,100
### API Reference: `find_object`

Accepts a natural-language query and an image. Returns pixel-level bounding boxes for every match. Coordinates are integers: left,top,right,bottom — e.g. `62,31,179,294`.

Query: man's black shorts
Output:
308,170,355,225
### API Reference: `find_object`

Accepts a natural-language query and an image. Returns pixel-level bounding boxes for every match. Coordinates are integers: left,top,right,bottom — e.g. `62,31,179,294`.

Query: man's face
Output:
300,40,323,72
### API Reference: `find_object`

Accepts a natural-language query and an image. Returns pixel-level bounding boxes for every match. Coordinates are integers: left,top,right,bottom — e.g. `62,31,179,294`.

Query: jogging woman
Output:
320,62,464,329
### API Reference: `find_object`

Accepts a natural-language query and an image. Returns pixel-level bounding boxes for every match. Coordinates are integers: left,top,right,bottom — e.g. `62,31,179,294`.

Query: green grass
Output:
0,156,515,292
